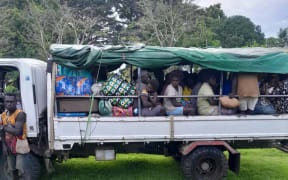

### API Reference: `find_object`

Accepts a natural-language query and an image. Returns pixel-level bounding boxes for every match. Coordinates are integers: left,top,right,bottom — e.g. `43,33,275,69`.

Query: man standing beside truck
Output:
0,93,31,180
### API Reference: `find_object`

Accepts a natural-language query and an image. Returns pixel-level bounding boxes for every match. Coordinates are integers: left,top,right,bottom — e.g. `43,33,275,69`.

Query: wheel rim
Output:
196,157,217,175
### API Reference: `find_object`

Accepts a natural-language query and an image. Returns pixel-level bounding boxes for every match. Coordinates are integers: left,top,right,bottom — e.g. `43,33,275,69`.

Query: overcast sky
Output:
194,0,288,38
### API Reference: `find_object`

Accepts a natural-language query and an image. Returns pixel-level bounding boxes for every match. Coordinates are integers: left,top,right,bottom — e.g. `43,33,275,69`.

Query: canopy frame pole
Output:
130,65,133,83
218,72,223,114
137,67,141,116
49,61,56,150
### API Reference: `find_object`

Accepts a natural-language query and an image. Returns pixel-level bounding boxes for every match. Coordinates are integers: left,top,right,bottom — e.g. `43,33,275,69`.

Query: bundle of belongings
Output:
101,74,136,117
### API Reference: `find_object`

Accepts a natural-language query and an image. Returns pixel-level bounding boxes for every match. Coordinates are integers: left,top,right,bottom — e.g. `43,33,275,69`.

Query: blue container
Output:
64,76,77,95
57,113,88,117
57,65,93,96
55,76,66,96
76,77,92,96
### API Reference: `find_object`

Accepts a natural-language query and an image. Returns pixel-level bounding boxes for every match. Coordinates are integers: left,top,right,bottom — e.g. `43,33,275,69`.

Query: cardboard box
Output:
58,98,98,113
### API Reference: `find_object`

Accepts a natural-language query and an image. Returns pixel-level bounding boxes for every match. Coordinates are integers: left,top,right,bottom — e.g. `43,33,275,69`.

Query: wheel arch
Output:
180,141,240,174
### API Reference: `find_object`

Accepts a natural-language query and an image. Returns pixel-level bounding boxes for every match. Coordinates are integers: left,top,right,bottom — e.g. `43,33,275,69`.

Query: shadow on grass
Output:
41,149,288,180
226,149,288,180
41,154,184,180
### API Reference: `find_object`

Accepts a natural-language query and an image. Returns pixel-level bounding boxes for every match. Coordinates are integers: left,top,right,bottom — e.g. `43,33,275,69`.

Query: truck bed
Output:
52,115,288,150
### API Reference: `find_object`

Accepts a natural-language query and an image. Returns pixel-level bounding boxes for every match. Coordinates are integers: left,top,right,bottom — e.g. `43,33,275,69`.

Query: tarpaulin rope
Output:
82,49,103,145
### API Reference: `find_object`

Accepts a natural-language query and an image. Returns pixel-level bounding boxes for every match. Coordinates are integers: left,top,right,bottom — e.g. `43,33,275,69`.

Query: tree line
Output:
0,0,287,60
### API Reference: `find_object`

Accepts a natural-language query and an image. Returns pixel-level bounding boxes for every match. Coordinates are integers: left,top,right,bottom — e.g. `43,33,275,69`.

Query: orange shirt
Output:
1,109,27,139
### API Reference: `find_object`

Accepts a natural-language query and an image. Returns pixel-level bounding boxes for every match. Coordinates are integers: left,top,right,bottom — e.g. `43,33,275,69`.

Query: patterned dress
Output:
269,79,288,113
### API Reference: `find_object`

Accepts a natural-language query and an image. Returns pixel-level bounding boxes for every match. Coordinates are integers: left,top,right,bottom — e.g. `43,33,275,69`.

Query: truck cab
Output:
0,59,47,179
0,59,47,138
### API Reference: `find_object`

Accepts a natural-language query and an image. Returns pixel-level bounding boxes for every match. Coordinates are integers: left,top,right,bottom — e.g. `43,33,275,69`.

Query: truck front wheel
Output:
181,147,228,180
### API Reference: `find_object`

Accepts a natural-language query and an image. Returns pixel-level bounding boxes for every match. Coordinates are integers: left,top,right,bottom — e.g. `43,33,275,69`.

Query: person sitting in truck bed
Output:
197,69,236,115
232,72,259,115
190,72,203,115
160,73,172,96
269,74,288,114
133,69,150,109
140,79,165,116
254,74,276,114
182,73,197,115
161,70,186,96
182,73,196,106
136,70,150,93
197,69,219,115
164,73,195,116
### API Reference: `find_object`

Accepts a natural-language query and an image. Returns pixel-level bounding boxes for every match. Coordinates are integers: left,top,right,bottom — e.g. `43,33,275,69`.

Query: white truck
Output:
0,45,288,180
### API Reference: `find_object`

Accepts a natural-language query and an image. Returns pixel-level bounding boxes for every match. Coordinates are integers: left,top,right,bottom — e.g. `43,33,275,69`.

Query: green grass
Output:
41,148,288,180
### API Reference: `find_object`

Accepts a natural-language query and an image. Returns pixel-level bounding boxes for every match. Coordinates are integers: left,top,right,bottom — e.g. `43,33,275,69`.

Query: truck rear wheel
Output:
181,147,228,180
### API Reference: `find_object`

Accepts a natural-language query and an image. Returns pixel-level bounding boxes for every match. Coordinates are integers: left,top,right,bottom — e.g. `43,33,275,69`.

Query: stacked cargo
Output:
56,65,92,96
55,65,96,116
100,74,136,117
55,65,136,117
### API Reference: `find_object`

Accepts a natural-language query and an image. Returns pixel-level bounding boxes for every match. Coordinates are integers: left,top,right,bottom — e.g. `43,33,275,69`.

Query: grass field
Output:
41,148,288,180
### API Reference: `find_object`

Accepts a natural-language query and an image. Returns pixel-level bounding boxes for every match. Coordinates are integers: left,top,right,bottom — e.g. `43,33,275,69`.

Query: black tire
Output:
181,147,228,180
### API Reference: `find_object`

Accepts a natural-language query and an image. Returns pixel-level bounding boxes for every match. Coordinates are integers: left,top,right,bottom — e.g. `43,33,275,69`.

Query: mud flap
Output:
229,152,240,174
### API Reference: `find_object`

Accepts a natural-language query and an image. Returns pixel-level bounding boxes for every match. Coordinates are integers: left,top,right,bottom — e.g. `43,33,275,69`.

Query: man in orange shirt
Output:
1,93,30,180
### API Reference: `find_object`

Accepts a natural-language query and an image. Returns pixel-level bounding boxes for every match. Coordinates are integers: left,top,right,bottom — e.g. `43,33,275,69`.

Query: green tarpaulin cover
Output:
50,44,288,73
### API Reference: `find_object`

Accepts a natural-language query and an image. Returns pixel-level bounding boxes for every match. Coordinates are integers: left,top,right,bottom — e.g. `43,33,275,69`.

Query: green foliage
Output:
210,40,221,47
250,41,260,47
254,25,265,45
5,71,19,82
137,0,201,47
4,71,19,93
4,85,19,94
189,18,219,47
278,28,288,47
63,0,142,45
0,8,36,58
216,16,265,47
266,37,282,47
0,0,28,9
0,0,278,60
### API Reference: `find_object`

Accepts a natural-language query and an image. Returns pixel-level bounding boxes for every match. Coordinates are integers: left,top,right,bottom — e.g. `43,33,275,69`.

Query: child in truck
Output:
140,79,165,116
